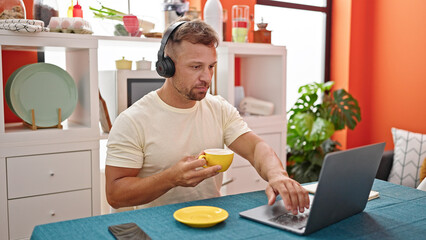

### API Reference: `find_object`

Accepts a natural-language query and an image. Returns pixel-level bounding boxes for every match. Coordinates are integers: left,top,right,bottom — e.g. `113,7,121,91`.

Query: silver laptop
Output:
239,142,385,235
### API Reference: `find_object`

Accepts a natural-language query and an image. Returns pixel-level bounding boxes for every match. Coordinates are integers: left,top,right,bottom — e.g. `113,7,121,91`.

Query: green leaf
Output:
323,81,335,91
286,127,300,149
308,118,335,142
331,89,361,130
293,113,315,137
288,93,318,119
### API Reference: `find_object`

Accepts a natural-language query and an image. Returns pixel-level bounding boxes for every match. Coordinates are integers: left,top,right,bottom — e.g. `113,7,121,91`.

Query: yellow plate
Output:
173,206,229,228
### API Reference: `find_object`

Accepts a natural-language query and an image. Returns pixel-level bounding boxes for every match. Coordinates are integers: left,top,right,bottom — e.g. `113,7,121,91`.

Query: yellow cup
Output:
198,148,234,172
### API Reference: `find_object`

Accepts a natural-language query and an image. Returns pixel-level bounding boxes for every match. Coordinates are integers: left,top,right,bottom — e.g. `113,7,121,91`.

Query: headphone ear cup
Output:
163,57,175,78
156,60,167,77
156,56,175,78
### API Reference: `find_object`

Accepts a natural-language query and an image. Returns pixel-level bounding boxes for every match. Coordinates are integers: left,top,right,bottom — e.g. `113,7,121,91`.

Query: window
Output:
255,0,331,111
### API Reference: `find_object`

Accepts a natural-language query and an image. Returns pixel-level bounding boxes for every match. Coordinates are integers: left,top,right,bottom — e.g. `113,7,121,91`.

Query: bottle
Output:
73,0,82,18
67,0,73,17
203,0,223,41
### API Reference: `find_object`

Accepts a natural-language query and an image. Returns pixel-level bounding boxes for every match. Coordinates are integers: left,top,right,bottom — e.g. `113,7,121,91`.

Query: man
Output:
105,19,309,215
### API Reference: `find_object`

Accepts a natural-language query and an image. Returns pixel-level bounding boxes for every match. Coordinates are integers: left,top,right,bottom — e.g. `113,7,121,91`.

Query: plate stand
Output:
23,108,63,130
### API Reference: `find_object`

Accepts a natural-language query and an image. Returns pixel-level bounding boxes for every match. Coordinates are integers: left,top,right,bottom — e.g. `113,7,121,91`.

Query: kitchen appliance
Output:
98,70,165,124
163,0,188,28
254,19,271,43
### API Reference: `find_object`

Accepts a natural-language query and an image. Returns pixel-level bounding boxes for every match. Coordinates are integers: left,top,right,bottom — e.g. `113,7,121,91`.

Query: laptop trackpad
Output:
240,195,313,232
269,211,309,230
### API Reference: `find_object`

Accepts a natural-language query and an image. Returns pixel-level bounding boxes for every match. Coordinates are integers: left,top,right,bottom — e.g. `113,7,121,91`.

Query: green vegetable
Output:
114,24,128,36
89,5,127,21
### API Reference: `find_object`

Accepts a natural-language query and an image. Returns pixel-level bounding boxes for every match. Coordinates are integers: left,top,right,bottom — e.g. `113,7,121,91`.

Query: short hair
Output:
164,18,219,60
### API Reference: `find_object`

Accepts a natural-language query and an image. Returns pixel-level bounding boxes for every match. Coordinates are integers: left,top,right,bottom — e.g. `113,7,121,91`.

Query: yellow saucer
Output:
173,206,229,228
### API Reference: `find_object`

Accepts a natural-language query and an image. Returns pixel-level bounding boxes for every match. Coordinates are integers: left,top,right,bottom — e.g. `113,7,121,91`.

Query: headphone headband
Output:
157,21,187,61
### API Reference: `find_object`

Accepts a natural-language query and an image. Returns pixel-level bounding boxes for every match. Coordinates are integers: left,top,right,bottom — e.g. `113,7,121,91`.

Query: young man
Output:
105,19,309,215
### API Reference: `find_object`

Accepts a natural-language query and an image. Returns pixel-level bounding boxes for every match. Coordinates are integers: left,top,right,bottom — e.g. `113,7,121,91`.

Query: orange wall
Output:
331,0,426,150
2,0,36,123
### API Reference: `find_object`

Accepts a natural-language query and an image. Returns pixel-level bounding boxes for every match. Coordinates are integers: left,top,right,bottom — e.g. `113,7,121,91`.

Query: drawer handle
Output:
49,171,55,177
50,210,55,216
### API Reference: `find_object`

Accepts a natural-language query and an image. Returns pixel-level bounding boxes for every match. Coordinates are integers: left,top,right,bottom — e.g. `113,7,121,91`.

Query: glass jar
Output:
0,0,26,19
33,0,58,27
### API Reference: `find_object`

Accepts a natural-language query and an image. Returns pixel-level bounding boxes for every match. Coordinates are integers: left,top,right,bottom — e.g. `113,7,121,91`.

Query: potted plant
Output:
286,81,361,183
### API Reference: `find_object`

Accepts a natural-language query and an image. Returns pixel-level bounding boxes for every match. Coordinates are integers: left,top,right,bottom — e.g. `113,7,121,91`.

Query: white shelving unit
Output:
0,30,100,240
217,42,287,195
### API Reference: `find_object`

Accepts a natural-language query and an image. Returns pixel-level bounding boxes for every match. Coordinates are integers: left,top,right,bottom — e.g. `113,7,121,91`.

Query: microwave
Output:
99,70,165,124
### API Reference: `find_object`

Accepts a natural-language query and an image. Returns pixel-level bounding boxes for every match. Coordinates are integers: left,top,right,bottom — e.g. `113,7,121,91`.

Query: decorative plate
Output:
7,63,78,127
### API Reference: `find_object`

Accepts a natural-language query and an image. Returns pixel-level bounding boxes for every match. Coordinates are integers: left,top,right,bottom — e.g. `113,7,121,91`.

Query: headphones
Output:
156,21,187,78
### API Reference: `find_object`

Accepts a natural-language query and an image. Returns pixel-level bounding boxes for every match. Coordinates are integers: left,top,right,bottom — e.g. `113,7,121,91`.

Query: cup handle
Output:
198,154,207,168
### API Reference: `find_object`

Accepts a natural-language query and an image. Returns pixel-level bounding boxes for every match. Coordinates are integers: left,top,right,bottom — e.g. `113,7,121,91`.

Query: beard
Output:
172,79,209,101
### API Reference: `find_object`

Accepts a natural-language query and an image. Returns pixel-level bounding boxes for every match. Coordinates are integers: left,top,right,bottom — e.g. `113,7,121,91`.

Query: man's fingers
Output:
275,183,293,212
185,157,207,170
284,181,299,215
265,185,277,205
293,182,309,213
301,184,310,210
274,181,303,215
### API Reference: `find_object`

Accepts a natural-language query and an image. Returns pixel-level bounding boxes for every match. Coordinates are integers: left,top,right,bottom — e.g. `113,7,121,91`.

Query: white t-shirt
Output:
106,91,251,209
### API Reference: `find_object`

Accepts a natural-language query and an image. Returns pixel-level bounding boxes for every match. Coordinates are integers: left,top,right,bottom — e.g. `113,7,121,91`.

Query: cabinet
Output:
217,42,287,195
0,30,100,240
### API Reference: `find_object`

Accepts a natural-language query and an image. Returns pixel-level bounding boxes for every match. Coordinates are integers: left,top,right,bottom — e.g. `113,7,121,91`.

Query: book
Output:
303,183,380,201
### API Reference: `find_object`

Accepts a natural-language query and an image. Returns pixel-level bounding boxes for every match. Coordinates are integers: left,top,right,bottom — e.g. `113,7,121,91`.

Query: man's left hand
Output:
265,173,310,215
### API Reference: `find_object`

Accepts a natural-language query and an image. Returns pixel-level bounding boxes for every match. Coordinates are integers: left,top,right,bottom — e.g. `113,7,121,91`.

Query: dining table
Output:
31,179,426,239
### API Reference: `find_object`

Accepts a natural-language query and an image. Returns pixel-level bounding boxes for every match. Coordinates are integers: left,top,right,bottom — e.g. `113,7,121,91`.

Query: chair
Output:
375,150,394,181
376,150,426,190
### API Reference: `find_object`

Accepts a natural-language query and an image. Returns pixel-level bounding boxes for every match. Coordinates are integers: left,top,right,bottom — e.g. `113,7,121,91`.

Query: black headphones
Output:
156,21,187,78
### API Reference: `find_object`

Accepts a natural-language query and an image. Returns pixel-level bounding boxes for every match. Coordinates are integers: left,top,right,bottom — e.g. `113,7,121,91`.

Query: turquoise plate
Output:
6,64,30,117
8,63,78,127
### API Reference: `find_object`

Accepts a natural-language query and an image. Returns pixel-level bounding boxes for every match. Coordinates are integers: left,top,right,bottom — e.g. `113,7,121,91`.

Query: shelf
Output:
97,36,161,71
220,41,286,56
216,43,286,117
0,31,99,145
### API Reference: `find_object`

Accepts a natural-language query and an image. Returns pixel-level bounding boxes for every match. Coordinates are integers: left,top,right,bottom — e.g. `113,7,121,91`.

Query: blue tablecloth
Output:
31,180,426,239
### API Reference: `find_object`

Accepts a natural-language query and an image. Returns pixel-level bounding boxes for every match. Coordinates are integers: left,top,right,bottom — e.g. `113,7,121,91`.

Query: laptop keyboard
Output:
269,212,309,230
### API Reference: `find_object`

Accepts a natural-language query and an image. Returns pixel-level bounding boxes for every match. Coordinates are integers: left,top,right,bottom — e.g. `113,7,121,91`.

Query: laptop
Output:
239,142,385,235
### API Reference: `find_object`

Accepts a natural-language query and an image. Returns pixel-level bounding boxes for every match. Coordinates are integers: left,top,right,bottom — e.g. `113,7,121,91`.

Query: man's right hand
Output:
105,155,221,209
170,155,222,187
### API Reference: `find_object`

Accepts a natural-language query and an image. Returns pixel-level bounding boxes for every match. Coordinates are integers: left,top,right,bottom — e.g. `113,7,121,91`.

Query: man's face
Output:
170,40,217,101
